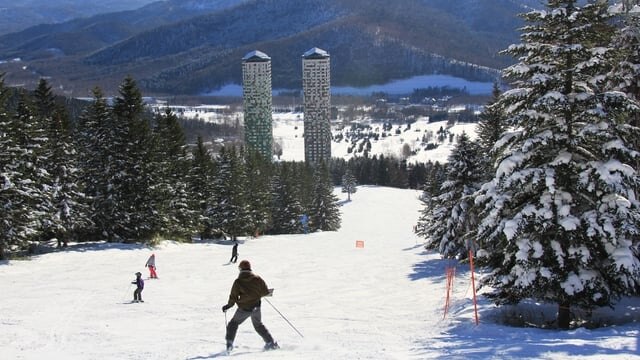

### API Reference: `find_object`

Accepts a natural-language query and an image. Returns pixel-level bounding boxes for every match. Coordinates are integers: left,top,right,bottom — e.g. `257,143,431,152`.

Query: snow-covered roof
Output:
302,47,329,59
242,50,271,62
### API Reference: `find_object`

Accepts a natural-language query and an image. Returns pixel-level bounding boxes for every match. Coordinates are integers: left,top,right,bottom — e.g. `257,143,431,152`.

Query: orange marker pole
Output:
469,249,479,325
443,266,455,319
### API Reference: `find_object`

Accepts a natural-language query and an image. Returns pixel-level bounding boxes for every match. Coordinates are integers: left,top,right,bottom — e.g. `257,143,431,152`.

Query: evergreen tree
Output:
475,1,640,329
0,76,23,259
76,87,112,241
33,78,56,117
418,133,483,259
269,162,304,234
407,162,428,190
110,76,160,241
0,90,52,255
608,2,640,295
188,136,217,239
309,162,341,232
228,147,253,238
608,5,640,167
208,146,252,240
475,81,508,176
35,79,91,247
152,108,197,240
341,168,358,201
389,159,409,188
245,150,273,236
422,161,447,199
373,155,391,186
298,161,315,212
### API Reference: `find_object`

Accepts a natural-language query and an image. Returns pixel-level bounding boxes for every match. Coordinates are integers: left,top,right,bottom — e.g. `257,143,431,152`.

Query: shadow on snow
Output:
407,251,471,282
412,318,640,359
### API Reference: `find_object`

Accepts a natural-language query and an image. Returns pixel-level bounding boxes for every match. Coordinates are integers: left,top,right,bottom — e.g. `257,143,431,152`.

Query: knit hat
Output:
238,260,251,271
135,272,142,276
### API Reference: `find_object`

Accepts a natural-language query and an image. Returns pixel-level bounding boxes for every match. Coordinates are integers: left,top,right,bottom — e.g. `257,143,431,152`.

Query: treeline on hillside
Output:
330,156,442,192
178,117,241,144
0,75,340,260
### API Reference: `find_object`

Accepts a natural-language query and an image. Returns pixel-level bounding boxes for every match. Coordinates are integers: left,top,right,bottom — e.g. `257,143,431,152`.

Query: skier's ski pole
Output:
122,283,133,302
264,298,304,338
224,311,228,328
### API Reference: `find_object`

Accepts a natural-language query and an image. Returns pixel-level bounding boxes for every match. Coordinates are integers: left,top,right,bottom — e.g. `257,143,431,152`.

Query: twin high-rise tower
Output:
242,47,331,165
301,47,331,165
242,50,273,160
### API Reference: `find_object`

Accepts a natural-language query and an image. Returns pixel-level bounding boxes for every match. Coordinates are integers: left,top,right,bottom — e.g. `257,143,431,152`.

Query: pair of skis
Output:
224,342,279,356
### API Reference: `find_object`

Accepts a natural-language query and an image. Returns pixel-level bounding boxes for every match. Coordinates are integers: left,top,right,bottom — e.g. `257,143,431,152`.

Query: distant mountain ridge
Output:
0,0,158,35
0,0,535,96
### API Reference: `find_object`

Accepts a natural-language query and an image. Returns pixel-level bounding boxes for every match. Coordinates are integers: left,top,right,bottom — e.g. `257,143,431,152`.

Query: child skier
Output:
145,253,158,279
132,272,144,303
221,260,278,352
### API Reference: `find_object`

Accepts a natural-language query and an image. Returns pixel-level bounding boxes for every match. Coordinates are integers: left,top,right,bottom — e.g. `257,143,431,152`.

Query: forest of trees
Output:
417,1,640,329
0,76,341,260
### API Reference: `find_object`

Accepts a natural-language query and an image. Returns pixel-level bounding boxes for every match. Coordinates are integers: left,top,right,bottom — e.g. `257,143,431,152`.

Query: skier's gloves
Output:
222,304,232,312
267,288,274,297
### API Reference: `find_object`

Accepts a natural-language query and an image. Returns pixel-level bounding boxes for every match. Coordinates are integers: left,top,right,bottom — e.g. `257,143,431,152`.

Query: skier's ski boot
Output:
264,341,279,350
226,341,234,353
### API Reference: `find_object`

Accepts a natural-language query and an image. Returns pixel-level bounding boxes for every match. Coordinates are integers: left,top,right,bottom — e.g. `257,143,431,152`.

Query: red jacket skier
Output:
145,253,158,279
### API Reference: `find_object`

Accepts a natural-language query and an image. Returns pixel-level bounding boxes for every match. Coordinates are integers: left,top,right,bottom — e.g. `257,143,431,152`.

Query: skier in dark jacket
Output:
132,272,144,303
222,260,278,352
229,241,238,264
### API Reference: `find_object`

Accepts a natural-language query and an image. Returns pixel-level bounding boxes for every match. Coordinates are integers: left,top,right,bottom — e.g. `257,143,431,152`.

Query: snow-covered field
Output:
176,107,477,164
1,187,638,359
272,113,478,164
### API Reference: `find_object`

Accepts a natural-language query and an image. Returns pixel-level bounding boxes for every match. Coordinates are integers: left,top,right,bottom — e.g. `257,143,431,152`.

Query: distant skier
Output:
229,241,238,264
132,272,144,303
300,214,309,234
145,253,158,279
221,260,278,352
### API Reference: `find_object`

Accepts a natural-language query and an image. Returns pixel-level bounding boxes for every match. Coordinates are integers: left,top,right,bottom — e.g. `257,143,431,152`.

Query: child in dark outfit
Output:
132,272,144,302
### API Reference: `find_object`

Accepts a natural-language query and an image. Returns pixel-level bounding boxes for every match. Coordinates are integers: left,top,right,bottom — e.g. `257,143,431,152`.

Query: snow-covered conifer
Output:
245,149,273,237
0,90,52,254
76,87,112,241
419,132,483,259
475,0,640,329
208,146,252,240
35,79,91,247
188,136,217,240
341,168,357,201
475,81,507,174
152,107,197,240
110,76,161,241
269,162,304,234
309,162,341,232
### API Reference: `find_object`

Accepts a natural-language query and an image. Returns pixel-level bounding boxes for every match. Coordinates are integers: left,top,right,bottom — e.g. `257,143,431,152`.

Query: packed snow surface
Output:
1,187,638,359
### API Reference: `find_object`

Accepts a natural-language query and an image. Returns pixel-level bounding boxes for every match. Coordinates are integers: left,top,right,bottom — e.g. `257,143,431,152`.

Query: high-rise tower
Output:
302,47,331,165
242,50,273,160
